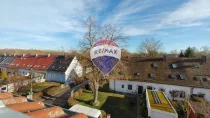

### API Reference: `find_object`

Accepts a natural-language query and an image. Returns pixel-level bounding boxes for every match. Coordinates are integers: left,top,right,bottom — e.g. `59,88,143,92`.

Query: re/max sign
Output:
94,48,118,55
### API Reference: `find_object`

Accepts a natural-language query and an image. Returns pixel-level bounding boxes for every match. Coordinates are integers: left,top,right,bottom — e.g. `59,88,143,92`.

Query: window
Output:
178,75,185,80
149,73,155,78
169,74,175,79
194,64,199,68
159,88,165,92
135,72,140,76
122,85,124,88
152,63,157,68
128,85,132,90
172,64,177,69
180,91,185,98
147,86,153,90
202,78,207,82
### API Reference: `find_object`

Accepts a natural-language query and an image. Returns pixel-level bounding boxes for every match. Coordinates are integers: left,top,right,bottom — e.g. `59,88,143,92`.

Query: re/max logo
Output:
94,48,118,55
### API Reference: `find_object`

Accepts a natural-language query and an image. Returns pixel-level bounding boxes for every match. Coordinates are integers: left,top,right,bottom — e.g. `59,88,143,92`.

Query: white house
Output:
45,56,83,83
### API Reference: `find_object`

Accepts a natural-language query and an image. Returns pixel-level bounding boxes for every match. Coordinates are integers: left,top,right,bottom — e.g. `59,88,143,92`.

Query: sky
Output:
0,0,210,53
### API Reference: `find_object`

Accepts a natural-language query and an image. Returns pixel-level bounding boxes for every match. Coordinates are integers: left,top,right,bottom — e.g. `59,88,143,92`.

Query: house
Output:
0,92,87,118
45,56,83,83
110,56,210,101
7,54,56,79
146,89,178,118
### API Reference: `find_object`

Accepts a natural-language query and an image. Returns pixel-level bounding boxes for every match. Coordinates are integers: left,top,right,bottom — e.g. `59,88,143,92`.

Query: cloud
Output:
161,0,210,27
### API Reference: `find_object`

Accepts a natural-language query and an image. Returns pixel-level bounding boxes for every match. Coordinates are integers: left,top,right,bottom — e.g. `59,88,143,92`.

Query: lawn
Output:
32,82,60,92
76,90,137,118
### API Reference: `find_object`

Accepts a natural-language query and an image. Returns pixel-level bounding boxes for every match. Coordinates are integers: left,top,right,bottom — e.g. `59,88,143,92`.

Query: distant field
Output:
76,90,137,118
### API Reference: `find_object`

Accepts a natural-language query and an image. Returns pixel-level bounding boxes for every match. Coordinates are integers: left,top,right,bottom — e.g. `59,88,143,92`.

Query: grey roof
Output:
47,56,74,72
0,56,16,67
0,55,8,64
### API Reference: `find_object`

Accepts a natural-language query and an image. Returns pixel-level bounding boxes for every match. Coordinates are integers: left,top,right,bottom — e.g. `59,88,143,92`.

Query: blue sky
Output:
0,0,210,52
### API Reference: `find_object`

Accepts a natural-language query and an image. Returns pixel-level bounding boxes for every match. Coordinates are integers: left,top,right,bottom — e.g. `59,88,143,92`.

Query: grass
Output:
76,90,137,118
32,82,60,92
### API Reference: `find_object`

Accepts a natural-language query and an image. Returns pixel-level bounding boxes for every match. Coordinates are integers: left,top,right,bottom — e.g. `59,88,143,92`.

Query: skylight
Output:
169,74,175,79
152,63,157,68
172,64,177,69
194,64,199,68
135,72,140,76
178,75,185,80
149,73,155,78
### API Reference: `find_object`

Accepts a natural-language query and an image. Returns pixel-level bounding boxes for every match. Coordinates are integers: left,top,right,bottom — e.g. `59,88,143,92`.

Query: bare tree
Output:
78,17,129,105
137,38,163,57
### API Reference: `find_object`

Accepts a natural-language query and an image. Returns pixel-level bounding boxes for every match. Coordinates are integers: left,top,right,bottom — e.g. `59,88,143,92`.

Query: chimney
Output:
3,53,6,56
36,54,38,57
22,54,26,57
48,54,51,57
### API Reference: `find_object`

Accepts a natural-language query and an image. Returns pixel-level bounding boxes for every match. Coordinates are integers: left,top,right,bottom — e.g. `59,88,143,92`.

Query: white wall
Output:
110,80,210,101
65,57,83,82
150,109,178,118
193,88,210,102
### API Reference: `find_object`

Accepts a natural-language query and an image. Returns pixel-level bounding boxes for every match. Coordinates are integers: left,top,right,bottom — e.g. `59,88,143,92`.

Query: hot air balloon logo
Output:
90,40,121,75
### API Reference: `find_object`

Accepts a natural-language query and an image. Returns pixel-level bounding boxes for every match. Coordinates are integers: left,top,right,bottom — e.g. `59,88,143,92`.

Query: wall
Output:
18,69,31,76
65,57,83,82
45,71,65,83
110,80,210,101
150,109,178,118
193,88,210,102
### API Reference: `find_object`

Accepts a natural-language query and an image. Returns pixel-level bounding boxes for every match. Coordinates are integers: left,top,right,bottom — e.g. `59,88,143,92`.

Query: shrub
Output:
33,91,43,101
101,110,106,118
68,97,77,107
78,89,83,96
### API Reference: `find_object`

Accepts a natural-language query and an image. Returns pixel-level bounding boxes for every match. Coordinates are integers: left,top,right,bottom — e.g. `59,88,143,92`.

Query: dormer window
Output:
172,64,177,69
178,75,185,80
194,64,199,68
152,63,157,68
149,73,155,78
135,72,140,76
169,74,175,79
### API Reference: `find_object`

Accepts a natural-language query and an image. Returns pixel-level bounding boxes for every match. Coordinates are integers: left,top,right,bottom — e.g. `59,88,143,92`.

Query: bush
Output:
46,85,61,95
68,97,77,107
33,91,43,101
78,89,83,96
73,91,80,99
101,110,106,118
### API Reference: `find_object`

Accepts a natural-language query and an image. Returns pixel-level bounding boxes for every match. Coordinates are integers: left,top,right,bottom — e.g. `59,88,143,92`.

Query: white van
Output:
69,104,102,118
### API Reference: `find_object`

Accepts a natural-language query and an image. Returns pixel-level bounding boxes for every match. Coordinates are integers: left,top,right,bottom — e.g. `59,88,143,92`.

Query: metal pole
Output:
30,67,33,99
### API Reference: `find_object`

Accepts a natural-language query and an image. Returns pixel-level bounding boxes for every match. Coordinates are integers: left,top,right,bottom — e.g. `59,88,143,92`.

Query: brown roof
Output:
0,92,88,118
128,56,210,88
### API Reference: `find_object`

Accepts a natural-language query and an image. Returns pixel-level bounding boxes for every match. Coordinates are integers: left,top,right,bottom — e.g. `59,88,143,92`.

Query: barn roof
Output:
129,56,210,89
8,55,56,71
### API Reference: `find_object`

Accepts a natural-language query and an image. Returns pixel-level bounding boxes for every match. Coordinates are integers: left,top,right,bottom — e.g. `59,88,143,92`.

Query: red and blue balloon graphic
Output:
90,40,121,75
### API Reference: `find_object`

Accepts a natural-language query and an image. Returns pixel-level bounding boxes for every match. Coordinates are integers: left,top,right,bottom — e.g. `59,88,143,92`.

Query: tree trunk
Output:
93,80,99,103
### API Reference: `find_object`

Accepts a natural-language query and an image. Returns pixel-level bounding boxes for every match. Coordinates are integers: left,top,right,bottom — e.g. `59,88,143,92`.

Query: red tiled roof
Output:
8,55,56,71
0,92,88,118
